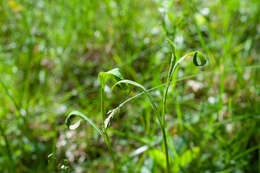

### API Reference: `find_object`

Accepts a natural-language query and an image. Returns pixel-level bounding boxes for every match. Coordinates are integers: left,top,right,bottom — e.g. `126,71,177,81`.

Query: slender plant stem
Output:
104,132,118,171
160,52,177,173
0,124,15,173
140,89,170,172
161,123,170,172
101,88,105,128
160,51,189,172
101,87,118,172
160,49,206,172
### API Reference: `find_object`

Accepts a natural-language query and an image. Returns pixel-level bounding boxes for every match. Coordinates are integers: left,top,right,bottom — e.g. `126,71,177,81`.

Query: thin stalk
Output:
160,124,170,172
162,53,191,122
161,52,191,172
0,124,15,173
104,132,118,171
101,88,105,128
161,52,177,173
100,87,118,172
161,49,207,172
139,87,170,172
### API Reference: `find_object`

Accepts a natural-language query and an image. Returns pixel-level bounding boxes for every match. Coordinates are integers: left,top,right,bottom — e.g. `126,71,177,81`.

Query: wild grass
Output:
0,0,260,172
65,40,208,172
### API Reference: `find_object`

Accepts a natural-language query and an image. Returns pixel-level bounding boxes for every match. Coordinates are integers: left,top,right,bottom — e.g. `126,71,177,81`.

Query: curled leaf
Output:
66,111,104,138
68,120,81,130
193,51,207,66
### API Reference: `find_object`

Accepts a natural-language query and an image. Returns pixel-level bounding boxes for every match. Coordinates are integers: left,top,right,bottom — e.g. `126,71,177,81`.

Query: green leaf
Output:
192,51,207,66
112,79,156,109
98,68,123,88
148,147,200,172
66,111,105,138
112,79,146,91
111,79,158,123
148,149,167,169
173,147,200,172
167,39,176,54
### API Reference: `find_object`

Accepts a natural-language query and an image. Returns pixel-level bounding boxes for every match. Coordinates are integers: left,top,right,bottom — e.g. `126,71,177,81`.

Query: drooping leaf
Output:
112,79,146,91
109,79,159,127
98,68,123,88
112,79,157,110
66,111,104,138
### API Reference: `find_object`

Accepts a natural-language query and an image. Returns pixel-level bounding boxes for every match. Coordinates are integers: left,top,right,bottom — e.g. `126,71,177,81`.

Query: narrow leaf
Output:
66,111,104,138
112,79,146,91
167,38,176,54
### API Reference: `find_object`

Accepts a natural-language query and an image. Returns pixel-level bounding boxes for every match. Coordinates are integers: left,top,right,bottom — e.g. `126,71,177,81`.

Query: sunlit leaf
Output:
173,147,200,172
148,147,200,172
148,149,167,169
98,68,123,88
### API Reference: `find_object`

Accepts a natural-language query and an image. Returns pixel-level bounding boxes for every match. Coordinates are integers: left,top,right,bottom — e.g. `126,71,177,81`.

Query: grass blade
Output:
66,111,105,138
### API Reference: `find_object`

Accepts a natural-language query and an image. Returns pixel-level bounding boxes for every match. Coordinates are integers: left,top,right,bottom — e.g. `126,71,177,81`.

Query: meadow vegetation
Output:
0,0,260,172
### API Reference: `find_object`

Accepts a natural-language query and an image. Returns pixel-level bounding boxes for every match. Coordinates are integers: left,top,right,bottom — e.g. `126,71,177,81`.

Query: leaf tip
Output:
192,51,207,66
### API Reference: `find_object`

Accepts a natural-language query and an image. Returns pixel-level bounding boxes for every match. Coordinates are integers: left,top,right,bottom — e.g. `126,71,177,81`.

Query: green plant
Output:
111,41,207,172
2,0,259,171
66,68,123,172
160,40,207,172
66,39,207,172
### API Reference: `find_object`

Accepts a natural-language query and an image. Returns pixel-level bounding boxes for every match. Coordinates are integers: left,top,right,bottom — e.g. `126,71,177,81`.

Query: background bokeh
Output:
0,0,259,172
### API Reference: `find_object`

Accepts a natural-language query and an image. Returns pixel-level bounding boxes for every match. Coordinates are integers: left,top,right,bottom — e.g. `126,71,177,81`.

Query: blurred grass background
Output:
0,0,259,172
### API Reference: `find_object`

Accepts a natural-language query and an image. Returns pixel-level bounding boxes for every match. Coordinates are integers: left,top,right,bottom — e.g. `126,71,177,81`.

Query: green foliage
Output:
66,111,104,138
148,147,200,172
0,0,260,172
98,68,123,89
